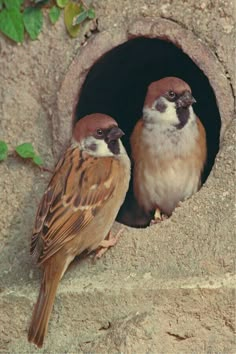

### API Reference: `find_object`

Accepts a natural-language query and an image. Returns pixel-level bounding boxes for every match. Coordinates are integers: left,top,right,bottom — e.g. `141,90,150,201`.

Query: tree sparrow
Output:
28,113,130,347
130,77,207,224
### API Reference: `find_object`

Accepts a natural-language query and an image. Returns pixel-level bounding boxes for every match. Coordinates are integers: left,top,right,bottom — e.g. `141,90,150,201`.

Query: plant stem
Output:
80,0,89,10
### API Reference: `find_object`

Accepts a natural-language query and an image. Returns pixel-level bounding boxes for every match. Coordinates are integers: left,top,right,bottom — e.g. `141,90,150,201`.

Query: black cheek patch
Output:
155,98,167,113
108,140,120,155
87,143,97,151
175,107,190,129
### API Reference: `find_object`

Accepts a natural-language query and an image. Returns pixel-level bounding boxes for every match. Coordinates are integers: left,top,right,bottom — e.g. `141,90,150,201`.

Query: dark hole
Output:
74,37,221,227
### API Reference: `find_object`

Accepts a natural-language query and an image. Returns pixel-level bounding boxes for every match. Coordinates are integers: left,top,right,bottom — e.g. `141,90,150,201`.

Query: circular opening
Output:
74,37,221,227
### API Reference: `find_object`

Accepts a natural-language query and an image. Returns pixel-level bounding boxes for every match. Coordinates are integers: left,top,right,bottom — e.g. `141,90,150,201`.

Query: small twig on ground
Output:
40,166,53,174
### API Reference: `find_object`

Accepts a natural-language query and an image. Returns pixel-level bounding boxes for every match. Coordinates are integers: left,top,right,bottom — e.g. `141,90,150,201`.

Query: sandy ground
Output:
0,0,235,352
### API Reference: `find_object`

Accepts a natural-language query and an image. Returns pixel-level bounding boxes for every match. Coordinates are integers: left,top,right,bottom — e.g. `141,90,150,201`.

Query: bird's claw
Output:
94,229,123,260
150,209,168,225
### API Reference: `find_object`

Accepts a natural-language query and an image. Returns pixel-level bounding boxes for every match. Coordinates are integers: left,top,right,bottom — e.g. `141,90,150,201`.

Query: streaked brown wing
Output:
30,146,120,264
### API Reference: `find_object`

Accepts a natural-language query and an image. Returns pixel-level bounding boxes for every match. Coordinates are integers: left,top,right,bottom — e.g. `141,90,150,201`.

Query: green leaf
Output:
0,0,4,10
32,154,43,166
3,0,24,9
15,143,35,158
0,141,8,161
15,142,43,166
72,9,88,26
64,1,82,37
23,7,43,40
56,0,68,8
49,6,61,24
0,8,24,43
87,8,95,19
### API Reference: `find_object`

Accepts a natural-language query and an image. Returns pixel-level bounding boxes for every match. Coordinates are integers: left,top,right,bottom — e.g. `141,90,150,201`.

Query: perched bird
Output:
28,113,130,347
130,77,207,224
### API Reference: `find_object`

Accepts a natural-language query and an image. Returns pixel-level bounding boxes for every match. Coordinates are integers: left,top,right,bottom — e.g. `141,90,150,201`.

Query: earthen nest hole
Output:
73,37,221,227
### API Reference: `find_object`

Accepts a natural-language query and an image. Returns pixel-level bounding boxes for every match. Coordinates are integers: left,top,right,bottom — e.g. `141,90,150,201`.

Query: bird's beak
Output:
107,126,125,142
176,91,196,108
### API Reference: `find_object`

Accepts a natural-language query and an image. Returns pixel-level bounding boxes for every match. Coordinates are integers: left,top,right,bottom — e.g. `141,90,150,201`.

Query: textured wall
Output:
0,0,235,352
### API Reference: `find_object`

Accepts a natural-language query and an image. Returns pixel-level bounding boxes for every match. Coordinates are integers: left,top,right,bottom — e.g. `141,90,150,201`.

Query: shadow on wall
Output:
74,37,221,227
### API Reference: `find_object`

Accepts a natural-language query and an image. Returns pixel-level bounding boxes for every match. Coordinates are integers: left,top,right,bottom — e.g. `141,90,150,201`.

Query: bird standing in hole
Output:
130,77,207,224
28,113,130,347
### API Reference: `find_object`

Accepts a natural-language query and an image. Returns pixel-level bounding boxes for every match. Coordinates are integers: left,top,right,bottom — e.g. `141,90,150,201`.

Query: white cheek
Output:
141,104,198,158
82,136,113,157
162,99,179,124
143,97,179,125
95,140,113,156
80,137,127,157
96,139,127,156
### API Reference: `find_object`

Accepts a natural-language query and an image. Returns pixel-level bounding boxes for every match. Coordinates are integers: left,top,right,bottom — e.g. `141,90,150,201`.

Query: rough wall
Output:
0,0,235,352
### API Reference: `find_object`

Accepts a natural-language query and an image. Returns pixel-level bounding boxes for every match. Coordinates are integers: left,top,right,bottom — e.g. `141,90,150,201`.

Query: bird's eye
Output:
168,91,176,99
96,129,103,136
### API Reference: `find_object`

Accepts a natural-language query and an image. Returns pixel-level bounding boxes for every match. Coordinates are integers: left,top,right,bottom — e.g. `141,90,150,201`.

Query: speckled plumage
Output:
28,114,130,347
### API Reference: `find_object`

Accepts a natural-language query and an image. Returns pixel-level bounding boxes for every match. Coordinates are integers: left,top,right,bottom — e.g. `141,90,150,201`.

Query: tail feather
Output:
28,264,62,348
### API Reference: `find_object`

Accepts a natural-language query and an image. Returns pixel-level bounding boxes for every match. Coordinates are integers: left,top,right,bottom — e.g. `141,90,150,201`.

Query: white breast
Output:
139,157,200,215
134,109,201,215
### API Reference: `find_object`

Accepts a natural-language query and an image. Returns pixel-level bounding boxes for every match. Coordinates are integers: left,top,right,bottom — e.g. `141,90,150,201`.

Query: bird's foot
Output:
150,209,168,225
94,229,123,259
